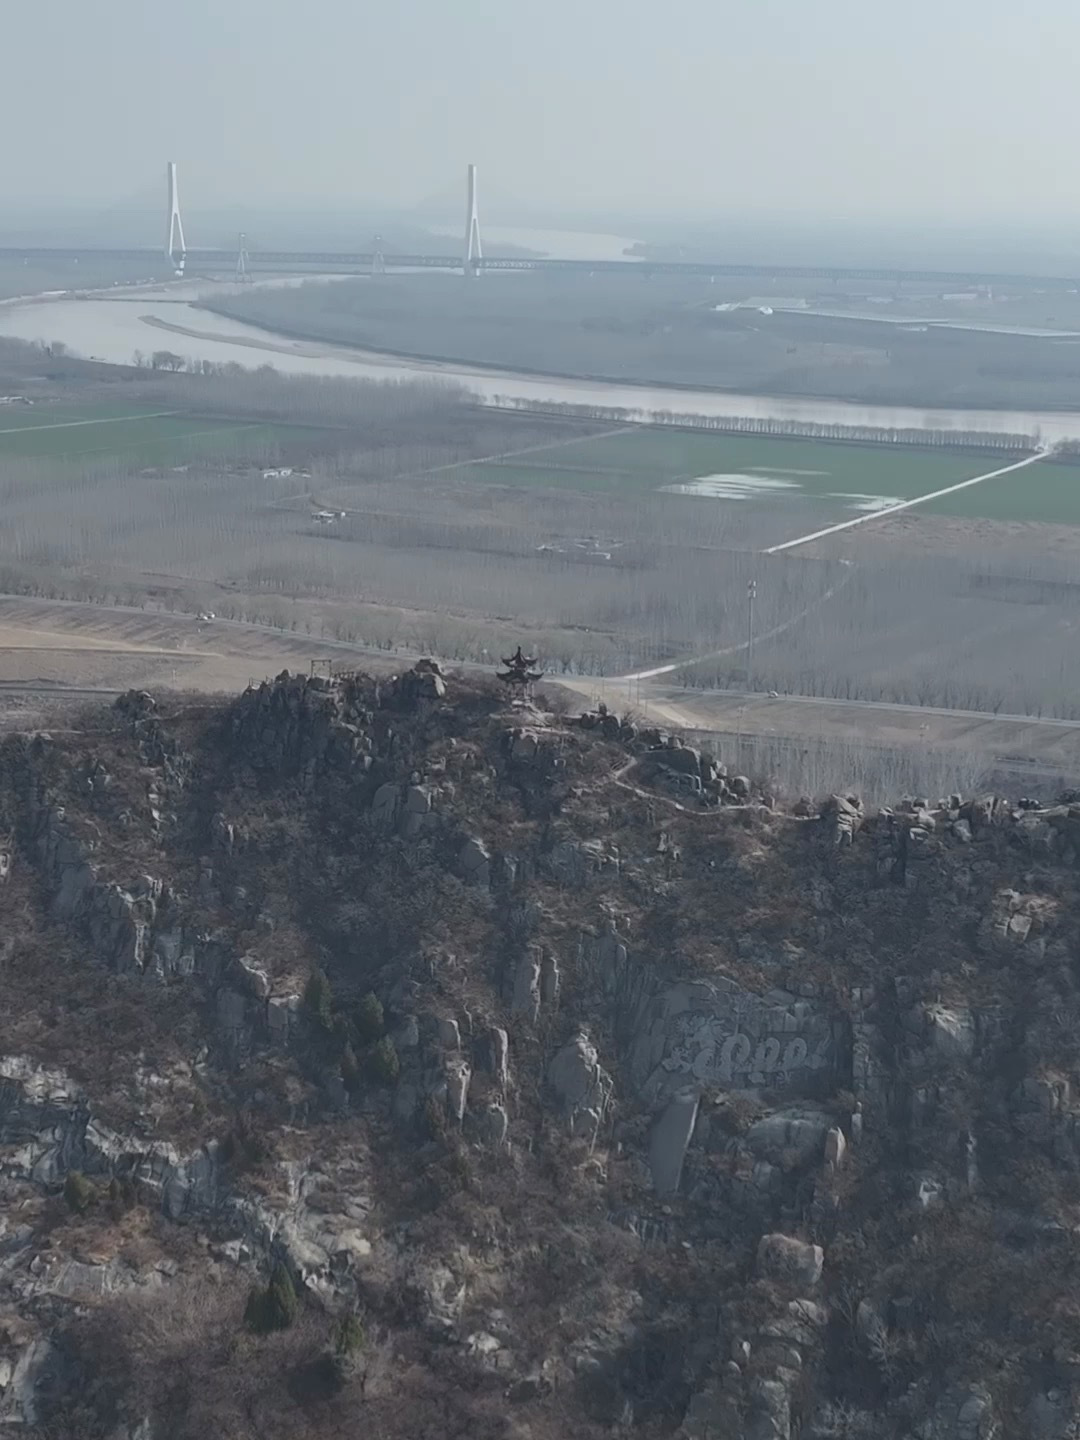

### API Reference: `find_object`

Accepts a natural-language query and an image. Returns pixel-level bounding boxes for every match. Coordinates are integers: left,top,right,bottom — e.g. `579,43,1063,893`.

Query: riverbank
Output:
5,278,1080,442
200,267,1080,416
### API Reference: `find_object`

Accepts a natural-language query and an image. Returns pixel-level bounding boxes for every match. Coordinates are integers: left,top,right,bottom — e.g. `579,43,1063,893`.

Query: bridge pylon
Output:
371,234,386,276
235,232,251,282
463,163,482,277
165,161,186,276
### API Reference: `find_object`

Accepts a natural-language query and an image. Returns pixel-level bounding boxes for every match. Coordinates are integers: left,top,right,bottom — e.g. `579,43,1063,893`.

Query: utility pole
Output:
746,579,756,694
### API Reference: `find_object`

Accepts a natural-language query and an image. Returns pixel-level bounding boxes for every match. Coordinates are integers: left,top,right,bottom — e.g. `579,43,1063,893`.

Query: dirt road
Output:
563,677,1080,773
0,591,1076,779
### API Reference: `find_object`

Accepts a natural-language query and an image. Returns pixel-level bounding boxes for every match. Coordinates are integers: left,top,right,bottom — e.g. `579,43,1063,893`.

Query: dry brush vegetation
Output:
1,338,1079,738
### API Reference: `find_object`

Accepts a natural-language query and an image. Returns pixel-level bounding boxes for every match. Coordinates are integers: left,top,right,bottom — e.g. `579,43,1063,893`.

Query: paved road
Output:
2,590,1078,790
647,685,1080,731
565,667,1080,734
0,682,123,698
653,719,1070,782
763,450,1046,554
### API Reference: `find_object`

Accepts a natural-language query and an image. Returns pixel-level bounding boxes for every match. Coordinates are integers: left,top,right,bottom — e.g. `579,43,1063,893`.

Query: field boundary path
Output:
0,411,179,436
271,423,636,516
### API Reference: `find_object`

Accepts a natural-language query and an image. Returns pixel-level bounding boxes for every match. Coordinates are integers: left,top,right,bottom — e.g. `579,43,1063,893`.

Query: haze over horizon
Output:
4,0,1080,233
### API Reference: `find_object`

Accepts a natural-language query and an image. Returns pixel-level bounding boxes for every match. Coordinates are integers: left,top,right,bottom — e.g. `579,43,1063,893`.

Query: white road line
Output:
763,449,1046,554
0,410,179,436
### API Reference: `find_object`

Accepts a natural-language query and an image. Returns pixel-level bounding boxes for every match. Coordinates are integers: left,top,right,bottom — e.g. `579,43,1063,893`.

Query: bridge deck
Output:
0,246,1076,290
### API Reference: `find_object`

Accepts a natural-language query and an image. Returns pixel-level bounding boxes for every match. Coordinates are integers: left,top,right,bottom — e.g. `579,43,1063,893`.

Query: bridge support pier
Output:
235,232,250,282
463,163,482,277
165,161,186,276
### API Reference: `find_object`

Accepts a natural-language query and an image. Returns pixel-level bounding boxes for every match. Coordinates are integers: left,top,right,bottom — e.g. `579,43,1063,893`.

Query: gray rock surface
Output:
649,1090,699,1195
745,1109,832,1169
459,836,491,887
549,1032,612,1115
630,977,841,1102
512,949,542,1022
756,1234,824,1291
446,1061,471,1123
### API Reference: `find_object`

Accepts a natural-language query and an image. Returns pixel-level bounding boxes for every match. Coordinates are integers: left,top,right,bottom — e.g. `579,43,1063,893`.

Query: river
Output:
431,223,638,263
3,252,1080,443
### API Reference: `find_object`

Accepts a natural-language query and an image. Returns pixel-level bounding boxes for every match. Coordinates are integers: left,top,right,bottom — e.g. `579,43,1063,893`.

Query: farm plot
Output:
0,404,311,465
466,427,1030,518
919,455,1080,525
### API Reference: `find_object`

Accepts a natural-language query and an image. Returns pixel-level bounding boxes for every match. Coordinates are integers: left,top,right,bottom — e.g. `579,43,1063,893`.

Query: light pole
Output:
746,579,756,694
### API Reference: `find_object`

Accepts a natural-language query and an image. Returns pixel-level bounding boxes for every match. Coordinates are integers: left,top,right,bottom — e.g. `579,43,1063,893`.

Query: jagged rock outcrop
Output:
1,672,1079,1438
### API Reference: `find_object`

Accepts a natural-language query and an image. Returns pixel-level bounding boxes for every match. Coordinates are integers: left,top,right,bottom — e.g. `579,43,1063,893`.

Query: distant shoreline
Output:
193,297,1080,417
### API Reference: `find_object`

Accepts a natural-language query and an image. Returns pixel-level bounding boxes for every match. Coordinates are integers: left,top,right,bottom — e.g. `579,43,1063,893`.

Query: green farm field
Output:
0,405,316,464
462,428,1080,526
922,456,1080,524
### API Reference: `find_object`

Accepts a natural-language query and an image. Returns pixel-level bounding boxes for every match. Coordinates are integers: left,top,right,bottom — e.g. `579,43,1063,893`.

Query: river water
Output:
431,223,638,263
3,249,1080,442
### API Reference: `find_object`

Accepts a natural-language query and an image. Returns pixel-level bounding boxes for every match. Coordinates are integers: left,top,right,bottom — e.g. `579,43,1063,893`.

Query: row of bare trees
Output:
3,424,1078,716
0,347,1075,719
490,396,1035,452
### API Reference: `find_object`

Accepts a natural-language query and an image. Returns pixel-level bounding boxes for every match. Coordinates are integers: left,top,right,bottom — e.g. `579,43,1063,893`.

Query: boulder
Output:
371,782,400,825
459,836,491,887
756,1234,824,1291
508,727,558,769
437,1016,461,1051
855,1298,887,1355
928,1384,996,1440
745,1110,832,1169
476,1102,509,1148
232,954,270,1000
926,1004,976,1060
409,1260,465,1333
657,744,701,777
400,660,446,703
549,1032,607,1112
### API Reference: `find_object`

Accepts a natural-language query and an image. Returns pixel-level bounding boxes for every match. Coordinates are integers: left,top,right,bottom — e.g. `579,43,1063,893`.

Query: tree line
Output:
490,396,1035,453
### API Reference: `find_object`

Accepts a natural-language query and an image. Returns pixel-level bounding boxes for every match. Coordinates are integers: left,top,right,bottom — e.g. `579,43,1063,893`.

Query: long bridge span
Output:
3,162,1078,292
5,244,1079,292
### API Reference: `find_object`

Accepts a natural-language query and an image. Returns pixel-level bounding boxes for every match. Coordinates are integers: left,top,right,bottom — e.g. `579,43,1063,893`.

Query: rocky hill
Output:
0,666,1079,1439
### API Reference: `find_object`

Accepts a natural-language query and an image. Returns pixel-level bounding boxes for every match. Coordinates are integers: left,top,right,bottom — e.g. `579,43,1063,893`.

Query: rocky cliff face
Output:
0,667,1079,1439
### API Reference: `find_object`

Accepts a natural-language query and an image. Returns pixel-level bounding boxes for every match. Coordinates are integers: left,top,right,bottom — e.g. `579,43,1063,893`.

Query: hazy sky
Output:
5,0,1079,221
